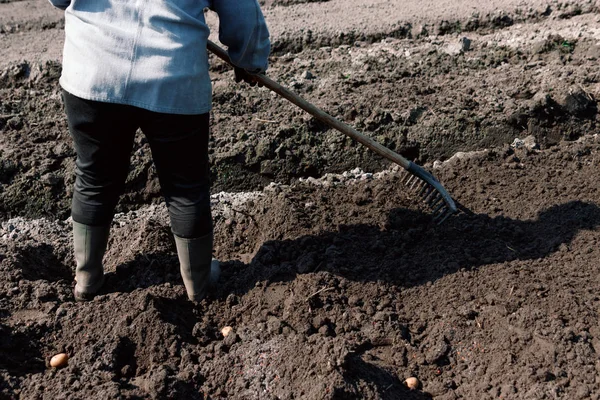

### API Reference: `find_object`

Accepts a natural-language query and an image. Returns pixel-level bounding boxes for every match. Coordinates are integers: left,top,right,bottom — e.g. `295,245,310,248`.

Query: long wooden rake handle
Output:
207,40,458,222
208,40,410,168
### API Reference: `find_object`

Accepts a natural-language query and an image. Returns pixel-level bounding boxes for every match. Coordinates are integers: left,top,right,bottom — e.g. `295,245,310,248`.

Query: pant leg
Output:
139,112,211,238
62,90,139,226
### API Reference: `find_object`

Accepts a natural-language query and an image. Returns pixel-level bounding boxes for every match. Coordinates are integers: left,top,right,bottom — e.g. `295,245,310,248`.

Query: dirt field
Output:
1,0,600,398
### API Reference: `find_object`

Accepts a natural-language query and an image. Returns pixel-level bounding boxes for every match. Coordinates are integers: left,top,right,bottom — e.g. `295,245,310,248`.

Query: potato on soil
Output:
50,353,68,368
221,326,233,337
404,377,420,390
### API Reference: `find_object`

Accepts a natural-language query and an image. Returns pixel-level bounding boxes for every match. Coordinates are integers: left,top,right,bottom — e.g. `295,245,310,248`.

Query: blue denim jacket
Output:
48,0,270,114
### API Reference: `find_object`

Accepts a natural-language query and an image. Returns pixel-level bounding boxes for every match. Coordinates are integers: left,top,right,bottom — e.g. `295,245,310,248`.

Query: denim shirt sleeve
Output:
47,0,70,10
210,0,271,73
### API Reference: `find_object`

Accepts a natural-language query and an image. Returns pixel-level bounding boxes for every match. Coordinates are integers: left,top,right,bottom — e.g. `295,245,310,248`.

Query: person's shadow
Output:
217,200,600,294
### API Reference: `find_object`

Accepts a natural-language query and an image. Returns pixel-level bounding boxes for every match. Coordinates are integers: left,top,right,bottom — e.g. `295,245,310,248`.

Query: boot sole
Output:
73,274,106,302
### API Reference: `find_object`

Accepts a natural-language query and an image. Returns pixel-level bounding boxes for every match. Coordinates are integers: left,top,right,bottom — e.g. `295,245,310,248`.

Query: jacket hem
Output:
59,81,212,115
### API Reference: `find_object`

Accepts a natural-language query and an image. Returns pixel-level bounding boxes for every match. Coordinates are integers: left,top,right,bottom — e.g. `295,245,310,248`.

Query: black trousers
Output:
63,90,212,239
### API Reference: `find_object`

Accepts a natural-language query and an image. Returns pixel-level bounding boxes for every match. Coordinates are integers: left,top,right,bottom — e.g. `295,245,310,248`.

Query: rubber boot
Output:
174,233,220,302
72,221,110,301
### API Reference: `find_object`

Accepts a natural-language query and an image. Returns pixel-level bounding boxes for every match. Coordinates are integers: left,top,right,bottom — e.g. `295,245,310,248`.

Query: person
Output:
47,0,270,301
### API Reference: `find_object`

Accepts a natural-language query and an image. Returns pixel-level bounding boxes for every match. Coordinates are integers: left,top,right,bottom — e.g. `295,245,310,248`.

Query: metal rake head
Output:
402,162,458,224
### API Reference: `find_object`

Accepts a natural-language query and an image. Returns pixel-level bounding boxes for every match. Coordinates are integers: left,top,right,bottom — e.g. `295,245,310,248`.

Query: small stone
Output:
460,37,472,51
511,138,525,149
301,70,315,80
511,136,538,150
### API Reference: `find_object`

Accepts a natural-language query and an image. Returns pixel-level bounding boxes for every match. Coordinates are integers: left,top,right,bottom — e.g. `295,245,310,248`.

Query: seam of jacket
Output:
237,3,259,69
123,0,145,101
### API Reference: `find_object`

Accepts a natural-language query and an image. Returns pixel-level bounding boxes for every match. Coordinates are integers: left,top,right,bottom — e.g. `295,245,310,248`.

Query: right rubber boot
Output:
72,221,110,301
174,233,220,302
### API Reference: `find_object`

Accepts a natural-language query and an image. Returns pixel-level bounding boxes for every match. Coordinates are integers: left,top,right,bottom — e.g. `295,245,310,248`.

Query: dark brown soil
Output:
2,1,600,399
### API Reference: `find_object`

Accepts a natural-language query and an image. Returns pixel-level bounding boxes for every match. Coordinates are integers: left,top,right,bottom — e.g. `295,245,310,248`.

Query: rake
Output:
207,40,458,224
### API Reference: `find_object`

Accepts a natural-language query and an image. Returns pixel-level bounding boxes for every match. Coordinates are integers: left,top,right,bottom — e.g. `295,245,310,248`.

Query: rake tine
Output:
410,169,458,222
434,210,452,225
411,182,433,209
431,200,445,212
423,191,435,203
405,162,457,222
433,204,449,219
410,177,421,190
420,189,433,201
426,196,438,207
424,188,437,202
428,193,443,207
432,210,445,223
432,197,445,209
432,202,445,215
418,183,430,196
433,199,445,211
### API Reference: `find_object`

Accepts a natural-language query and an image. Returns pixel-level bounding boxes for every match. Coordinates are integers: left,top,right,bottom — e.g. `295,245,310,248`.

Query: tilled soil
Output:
2,0,600,399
